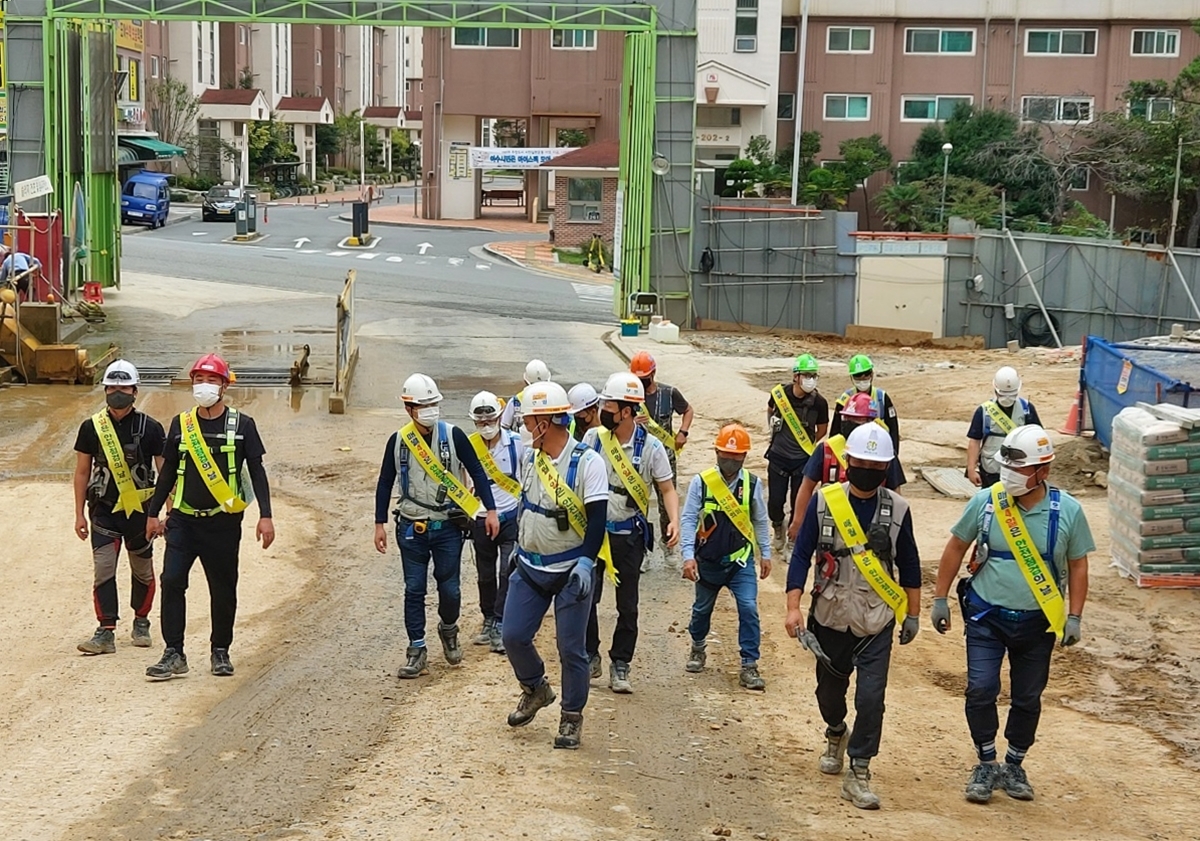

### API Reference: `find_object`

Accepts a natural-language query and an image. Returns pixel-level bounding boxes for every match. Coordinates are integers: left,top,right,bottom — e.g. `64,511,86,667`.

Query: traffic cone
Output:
1059,389,1087,435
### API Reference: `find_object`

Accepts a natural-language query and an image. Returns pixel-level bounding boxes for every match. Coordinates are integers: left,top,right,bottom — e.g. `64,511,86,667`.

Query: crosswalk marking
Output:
475,263,491,271
327,251,349,257
357,252,379,260
386,256,404,263
572,282,612,303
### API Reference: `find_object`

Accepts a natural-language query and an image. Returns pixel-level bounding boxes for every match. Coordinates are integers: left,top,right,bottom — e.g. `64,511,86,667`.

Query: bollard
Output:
262,203,268,224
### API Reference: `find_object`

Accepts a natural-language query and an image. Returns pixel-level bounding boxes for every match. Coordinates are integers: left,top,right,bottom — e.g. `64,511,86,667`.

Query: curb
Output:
483,243,615,285
603,329,633,365
122,209,200,235
338,212,501,233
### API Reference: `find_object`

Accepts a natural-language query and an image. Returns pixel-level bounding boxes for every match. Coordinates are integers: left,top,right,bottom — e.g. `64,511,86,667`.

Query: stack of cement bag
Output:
1109,405,1200,587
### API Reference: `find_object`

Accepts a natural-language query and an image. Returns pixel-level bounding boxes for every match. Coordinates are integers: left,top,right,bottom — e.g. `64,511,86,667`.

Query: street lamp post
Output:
789,0,811,205
939,142,953,227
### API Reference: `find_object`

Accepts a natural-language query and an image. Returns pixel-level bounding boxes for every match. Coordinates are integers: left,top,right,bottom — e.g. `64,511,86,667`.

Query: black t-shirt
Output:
73,409,166,510
149,408,269,517
766,385,829,463
645,383,689,431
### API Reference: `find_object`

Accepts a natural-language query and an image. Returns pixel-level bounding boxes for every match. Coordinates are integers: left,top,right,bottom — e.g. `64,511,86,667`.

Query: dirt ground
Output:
2,330,1198,841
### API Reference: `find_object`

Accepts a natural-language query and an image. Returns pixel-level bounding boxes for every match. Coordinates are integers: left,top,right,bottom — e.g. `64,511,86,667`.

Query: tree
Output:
874,175,1000,231
315,123,341,166
390,130,420,177
238,67,255,89
972,121,1093,226
247,115,297,177
147,75,200,166
492,118,526,147
874,182,928,231
722,159,758,197
837,134,892,226
556,128,590,147
801,166,855,210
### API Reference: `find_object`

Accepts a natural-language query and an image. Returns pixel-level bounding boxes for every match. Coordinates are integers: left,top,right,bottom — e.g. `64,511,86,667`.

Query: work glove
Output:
899,614,920,645
1062,614,1082,647
795,627,833,670
931,597,952,634
569,557,595,601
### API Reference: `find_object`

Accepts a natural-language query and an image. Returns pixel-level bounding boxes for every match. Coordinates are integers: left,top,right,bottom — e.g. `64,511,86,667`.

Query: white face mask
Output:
416,406,441,425
476,422,499,439
1000,466,1037,497
853,376,872,393
193,382,222,408
996,393,1017,408
800,377,817,393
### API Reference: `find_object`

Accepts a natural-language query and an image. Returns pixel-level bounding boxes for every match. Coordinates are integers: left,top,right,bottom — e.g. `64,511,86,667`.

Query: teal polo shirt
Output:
951,484,1095,612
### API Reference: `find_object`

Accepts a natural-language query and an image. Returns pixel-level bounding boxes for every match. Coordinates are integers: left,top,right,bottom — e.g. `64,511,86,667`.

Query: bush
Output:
174,175,217,192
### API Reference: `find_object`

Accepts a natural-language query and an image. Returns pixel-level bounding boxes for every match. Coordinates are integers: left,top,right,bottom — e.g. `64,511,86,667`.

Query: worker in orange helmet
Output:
630,350,693,571
680,424,773,690
142,353,275,681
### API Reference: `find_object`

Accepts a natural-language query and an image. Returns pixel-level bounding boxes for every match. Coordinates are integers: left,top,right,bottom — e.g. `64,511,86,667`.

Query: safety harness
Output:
173,408,244,517
811,492,894,595
89,411,153,509
520,441,589,566
592,425,650,535
395,420,457,513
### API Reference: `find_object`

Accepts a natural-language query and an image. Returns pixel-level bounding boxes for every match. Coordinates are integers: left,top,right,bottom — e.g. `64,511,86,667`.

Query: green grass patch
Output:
554,248,587,265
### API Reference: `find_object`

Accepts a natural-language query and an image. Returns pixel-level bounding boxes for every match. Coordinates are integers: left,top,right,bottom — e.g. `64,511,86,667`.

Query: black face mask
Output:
106,391,135,410
717,456,744,478
639,377,654,391
600,410,621,431
847,465,888,493
577,410,595,428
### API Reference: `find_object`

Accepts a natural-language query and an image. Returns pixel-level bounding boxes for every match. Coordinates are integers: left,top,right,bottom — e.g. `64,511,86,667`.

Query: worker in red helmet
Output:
142,353,275,681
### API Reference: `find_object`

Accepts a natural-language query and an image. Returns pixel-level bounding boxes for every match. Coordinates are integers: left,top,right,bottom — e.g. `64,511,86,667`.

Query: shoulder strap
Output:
1048,488,1062,564
632,424,647,463
566,442,587,489
876,489,894,528
506,434,519,481
437,421,452,467
816,492,836,549
395,433,411,496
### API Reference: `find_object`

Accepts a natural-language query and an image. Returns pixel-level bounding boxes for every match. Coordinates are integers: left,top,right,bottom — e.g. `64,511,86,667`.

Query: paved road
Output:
119,205,614,323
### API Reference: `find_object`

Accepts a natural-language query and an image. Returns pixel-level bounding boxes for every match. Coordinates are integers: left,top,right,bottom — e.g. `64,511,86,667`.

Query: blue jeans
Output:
964,608,1055,753
502,561,593,713
397,521,464,643
687,556,761,663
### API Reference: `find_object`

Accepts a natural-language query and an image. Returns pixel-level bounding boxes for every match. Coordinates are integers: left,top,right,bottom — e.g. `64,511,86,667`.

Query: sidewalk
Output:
484,239,612,282
363,202,546,234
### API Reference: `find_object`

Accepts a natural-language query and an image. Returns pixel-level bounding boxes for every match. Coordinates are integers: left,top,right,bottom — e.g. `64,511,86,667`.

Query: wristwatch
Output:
679,430,689,437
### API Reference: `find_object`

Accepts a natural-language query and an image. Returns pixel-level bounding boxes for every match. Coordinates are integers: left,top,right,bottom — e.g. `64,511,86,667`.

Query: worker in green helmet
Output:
832,354,905,489
765,353,829,548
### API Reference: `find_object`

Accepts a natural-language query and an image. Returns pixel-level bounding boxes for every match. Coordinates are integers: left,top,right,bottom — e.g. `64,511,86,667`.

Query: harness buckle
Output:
413,520,428,535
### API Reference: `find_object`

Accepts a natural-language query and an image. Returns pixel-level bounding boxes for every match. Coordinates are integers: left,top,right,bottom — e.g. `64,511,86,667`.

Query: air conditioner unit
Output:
120,107,137,121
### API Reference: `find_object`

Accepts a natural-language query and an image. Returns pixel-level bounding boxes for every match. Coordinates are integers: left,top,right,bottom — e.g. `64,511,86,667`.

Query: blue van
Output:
121,171,173,228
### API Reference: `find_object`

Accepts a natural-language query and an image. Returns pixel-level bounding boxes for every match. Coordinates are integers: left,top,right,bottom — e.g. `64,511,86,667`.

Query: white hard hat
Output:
844,423,895,463
522,381,571,416
997,424,1055,467
469,390,502,419
102,359,140,386
994,366,1021,395
524,359,551,385
567,383,600,414
599,371,646,404
401,373,442,405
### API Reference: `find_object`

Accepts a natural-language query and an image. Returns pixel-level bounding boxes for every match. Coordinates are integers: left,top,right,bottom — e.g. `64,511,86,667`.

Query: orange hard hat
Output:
630,350,657,378
715,423,751,454
841,391,878,419
190,353,232,382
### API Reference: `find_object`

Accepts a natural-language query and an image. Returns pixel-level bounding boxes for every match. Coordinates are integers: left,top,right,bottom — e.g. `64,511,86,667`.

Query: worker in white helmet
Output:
786,423,922,811
502,381,610,749
932,424,1092,806
72,360,167,656
567,382,601,439
466,391,524,654
581,372,680,694
373,373,501,679
966,367,1042,488
500,359,552,435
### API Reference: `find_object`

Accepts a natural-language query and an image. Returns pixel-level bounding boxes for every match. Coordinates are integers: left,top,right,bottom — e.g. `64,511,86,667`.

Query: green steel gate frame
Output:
14,0,671,313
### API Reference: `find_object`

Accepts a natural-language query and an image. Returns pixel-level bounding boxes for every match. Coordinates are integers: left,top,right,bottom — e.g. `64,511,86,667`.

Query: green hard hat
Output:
848,354,874,376
792,353,819,374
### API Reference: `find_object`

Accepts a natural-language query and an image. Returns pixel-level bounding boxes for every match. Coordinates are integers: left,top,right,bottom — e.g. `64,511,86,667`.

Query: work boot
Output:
609,660,633,694
554,711,584,749
145,648,189,681
685,642,707,673
438,622,463,666
131,617,152,647
211,648,234,676
589,653,602,680
489,621,506,654
397,646,429,679
999,763,1035,801
819,726,849,775
473,617,495,646
77,626,115,655
739,662,766,690
964,762,1001,804
772,522,785,547
507,680,556,727
841,762,881,810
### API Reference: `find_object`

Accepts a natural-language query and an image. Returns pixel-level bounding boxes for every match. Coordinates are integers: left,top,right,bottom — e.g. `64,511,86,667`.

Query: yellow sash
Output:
400,423,482,518
599,429,652,516
771,384,816,456
180,410,247,514
820,483,907,623
990,483,1067,637
468,432,521,499
982,400,1016,435
638,404,678,454
91,411,152,514
700,468,756,552
533,450,617,584
827,434,847,469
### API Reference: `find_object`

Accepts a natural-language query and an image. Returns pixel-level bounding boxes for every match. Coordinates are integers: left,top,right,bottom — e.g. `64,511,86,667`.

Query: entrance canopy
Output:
118,135,186,160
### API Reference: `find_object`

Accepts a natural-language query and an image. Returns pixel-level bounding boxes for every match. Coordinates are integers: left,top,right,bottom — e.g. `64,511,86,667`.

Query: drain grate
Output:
132,366,332,388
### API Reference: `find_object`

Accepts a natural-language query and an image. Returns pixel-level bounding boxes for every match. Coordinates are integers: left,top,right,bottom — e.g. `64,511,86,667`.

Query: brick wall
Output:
553,173,618,249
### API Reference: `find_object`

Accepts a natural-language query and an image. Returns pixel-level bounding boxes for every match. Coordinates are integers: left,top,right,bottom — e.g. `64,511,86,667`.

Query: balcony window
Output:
1026,29,1097,56
453,28,520,48
824,94,870,121
552,29,596,49
901,95,972,121
905,28,975,55
827,26,872,53
1132,29,1179,56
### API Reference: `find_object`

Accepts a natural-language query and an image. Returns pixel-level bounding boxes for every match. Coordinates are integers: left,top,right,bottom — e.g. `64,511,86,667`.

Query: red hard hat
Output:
190,353,232,382
840,391,878,419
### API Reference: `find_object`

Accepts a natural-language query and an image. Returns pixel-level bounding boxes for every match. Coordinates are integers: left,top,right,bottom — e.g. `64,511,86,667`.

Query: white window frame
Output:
1131,29,1180,57
1024,29,1098,56
150,55,159,78
1068,167,1091,192
780,25,797,54
1020,95,1094,124
900,94,973,122
823,93,871,122
904,27,976,56
551,29,597,50
734,0,757,53
778,92,796,121
316,49,322,66
1129,97,1175,122
452,27,521,49
566,177,603,223
826,26,873,54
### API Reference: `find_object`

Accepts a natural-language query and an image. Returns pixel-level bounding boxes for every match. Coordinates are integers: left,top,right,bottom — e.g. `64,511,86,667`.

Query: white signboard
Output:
469,147,575,170
14,175,54,203
612,186,624,280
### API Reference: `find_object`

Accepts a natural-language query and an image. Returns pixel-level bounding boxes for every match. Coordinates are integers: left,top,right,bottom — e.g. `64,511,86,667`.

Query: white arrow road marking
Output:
266,247,290,251
386,256,404,263
475,263,491,271
417,242,433,255
192,232,208,237
294,237,311,248
327,251,349,257
300,249,321,254
357,252,379,260
448,257,464,267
